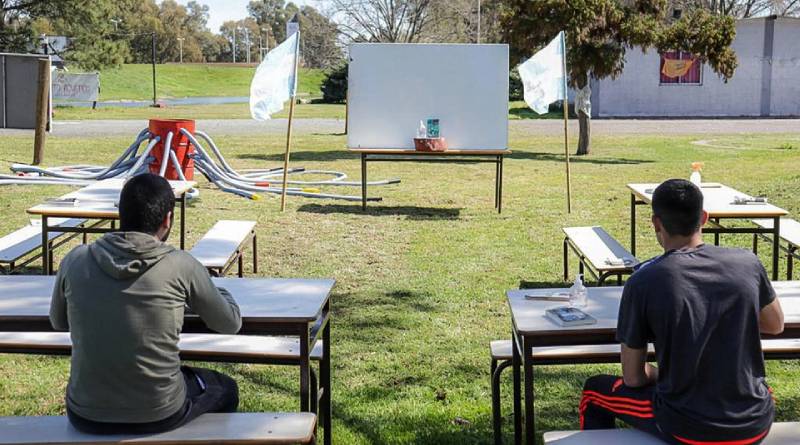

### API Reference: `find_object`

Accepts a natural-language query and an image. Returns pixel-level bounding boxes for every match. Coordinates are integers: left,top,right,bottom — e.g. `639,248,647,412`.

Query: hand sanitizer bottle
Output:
569,274,588,308
417,120,427,139
690,162,703,186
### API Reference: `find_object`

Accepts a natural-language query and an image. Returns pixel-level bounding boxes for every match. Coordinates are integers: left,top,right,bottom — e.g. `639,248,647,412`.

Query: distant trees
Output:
671,0,799,17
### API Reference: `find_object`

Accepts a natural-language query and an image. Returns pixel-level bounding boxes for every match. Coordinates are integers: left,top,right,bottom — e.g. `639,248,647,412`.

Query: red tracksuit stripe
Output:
580,396,655,419
582,390,653,407
671,429,769,445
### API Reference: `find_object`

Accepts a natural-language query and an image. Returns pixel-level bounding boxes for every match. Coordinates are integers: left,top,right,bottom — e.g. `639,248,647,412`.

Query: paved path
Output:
0,118,797,138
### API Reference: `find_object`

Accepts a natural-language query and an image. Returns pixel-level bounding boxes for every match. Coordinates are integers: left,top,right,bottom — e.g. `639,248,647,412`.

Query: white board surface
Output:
347,44,509,150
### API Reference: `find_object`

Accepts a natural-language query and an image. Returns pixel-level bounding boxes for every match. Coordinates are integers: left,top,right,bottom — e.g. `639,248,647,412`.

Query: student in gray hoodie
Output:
50,173,243,434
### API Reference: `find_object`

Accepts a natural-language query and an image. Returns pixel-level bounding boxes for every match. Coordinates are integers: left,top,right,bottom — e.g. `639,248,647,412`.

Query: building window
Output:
660,51,702,85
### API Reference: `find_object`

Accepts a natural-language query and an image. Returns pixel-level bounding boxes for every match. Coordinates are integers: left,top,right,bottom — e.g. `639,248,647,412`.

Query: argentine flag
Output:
249,31,300,120
518,31,566,114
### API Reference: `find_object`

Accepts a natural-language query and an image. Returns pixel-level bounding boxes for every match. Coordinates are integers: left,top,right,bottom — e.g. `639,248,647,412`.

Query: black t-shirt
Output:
617,244,775,440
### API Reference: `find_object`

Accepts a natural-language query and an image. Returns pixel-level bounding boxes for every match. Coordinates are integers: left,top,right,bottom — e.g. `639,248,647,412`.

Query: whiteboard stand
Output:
349,148,510,213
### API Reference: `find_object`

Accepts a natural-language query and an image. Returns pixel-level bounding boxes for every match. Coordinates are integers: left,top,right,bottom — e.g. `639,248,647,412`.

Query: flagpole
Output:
280,33,300,212
562,31,572,214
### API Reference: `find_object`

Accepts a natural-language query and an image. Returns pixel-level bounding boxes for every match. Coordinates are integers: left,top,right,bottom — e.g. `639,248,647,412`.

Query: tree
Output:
220,18,261,63
248,0,291,43
294,6,343,69
670,0,799,17
502,1,737,155
329,0,434,42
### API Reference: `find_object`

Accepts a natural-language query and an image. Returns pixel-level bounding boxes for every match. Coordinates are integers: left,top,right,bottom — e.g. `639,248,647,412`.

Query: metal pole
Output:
244,28,251,64
232,29,237,64
280,33,301,212
562,31,572,213
178,37,184,63
151,33,157,107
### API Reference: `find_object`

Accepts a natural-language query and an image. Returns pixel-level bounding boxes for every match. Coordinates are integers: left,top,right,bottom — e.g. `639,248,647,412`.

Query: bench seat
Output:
0,332,323,362
190,220,257,278
543,422,799,444
562,226,638,285
0,412,316,444
752,218,800,279
0,218,86,273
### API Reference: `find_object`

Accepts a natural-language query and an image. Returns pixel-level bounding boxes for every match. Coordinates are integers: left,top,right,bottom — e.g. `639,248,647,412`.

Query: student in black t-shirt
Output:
580,179,784,444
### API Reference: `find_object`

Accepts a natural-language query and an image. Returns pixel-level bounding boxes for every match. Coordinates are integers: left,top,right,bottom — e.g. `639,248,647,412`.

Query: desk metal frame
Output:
630,192,783,281
355,149,508,213
36,193,188,275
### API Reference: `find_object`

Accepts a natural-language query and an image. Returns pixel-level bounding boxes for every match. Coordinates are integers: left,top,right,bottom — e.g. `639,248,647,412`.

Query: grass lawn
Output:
54,101,559,121
0,129,798,444
84,64,325,101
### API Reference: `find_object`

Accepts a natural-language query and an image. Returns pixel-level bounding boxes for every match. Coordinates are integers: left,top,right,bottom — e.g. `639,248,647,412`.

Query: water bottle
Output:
417,120,427,139
690,162,703,186
569,274,588,308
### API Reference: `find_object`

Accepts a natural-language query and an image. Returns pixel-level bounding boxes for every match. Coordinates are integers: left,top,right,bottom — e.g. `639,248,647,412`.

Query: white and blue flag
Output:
249,31,300,120
518,31,566,114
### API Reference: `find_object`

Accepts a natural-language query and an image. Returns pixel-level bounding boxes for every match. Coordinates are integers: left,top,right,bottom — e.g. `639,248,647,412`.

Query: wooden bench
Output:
489,339,800,445
0,332,326,426
563,226,639,286
543,422,799,444
189,220,257,278
0,218,87,274
0,412,317,444
752,218,800,280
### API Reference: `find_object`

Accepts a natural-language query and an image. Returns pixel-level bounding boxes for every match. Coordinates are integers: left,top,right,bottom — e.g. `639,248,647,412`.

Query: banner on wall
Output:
52,72,99,101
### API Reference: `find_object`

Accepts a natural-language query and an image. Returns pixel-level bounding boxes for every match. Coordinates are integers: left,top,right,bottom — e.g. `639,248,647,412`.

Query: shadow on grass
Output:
236,150,356,162
297,204,461,221
518,280,572,290
509,107,564,120
508,151,653,165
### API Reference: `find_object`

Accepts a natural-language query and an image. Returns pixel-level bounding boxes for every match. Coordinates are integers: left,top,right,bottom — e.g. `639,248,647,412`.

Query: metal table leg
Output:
361,153,368,211
773,217,780,281
299,329,311,413
41,216,50,275
180,193,187,250
512,333,522,445
523,335,535,445
498,155,504,214
713,218,720,246
630,193,636,256
252,233,258,274
321,316,331,445
789,245,796,280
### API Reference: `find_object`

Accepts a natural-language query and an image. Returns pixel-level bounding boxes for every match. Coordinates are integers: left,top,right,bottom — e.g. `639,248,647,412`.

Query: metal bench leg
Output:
310,368,318,416
361,153,367,211
752,233,758,255
492,359,512,445
617,273,622,286
252,232,258,274
789,245,796,281
578,258,585,277
563,238,569,281
237,251,244,278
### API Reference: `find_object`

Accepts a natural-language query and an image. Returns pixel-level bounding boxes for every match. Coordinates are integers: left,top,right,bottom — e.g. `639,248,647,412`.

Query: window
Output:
659,51,702,85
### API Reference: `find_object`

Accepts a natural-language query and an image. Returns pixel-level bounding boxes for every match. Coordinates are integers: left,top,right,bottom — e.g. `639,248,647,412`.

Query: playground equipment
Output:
2,119,398,202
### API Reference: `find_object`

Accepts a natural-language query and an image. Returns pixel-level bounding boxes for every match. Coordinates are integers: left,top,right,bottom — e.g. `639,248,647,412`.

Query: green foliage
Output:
501,0,738,87
509,68,523,101
320,63,348,104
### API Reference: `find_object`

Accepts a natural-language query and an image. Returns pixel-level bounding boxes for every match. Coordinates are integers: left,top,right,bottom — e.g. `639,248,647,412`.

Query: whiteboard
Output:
347,44,509,150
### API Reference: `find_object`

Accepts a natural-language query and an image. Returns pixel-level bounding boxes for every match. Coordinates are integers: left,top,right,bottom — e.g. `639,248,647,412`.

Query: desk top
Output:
27,178,196,218
508,281,800,337
0,276,334,324
349,148,510,155
628,183,788,218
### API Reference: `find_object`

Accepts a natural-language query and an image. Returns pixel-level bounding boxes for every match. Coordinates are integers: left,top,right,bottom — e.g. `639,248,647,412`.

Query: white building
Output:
591,16,800,118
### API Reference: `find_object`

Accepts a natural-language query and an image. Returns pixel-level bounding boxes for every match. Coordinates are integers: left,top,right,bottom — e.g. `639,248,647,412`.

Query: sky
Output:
175,0,317,33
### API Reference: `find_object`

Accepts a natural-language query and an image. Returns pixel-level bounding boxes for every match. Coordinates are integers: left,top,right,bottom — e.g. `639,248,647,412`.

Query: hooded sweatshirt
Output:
49,232,242,424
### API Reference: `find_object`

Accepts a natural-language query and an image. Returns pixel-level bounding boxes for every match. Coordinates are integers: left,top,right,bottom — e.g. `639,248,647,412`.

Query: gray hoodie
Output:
50,232,242,423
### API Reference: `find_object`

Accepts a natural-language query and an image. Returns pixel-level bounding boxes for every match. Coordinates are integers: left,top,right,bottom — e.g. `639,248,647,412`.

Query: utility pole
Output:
151,33,158,107
243,28,251,64
232,28,237,64
177,37,185,63
477,0,482,44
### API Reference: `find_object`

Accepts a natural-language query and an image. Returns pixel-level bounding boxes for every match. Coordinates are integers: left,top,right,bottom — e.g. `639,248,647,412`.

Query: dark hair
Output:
652,179,704,236
119,174,174,234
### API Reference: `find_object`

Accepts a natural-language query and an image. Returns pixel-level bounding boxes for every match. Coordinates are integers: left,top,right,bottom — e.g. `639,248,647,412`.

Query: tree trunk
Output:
576,111,591,156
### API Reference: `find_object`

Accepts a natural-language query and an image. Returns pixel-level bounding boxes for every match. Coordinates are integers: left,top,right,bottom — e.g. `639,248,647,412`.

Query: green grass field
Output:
87,64,325,101
0,129,798,444
54,101,555,121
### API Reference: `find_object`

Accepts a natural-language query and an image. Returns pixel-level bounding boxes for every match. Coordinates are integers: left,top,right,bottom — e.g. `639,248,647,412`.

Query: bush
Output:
509,68,523,101
320,63,348,103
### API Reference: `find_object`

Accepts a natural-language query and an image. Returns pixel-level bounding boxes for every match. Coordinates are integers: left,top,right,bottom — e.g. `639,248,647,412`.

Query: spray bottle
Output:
690,162,703,186
569,274,588,308
417,121,427,139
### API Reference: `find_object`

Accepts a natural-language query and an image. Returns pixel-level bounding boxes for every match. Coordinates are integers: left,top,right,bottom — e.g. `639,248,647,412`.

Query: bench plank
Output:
563,226,638,272
0,332,323,361
189,220,256,269
544,422,799,444
0,412,316,444
0,219,86,263
490,339,800,362
753,219,800,247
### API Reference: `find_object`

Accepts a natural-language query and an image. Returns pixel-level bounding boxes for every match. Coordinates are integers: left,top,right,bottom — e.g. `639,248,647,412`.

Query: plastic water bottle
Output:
569,274,588,308
690,162,703,186
417,121,427,139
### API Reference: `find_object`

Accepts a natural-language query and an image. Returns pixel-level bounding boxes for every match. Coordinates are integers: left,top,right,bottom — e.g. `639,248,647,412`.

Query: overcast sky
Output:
175,0,318,33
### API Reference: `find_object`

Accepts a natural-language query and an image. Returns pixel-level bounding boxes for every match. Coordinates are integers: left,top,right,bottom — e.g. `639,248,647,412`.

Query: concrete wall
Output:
593,17,800,117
